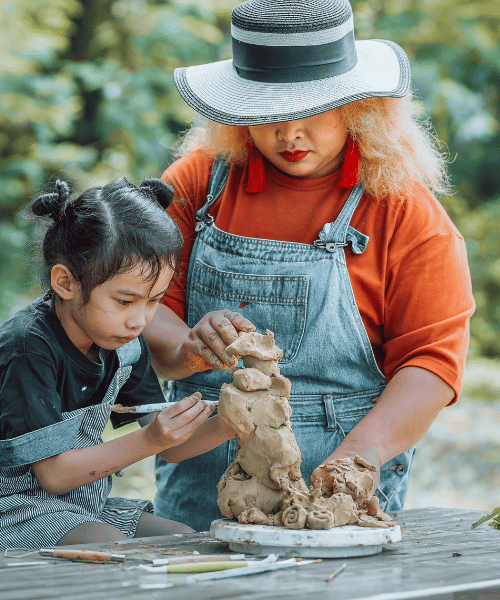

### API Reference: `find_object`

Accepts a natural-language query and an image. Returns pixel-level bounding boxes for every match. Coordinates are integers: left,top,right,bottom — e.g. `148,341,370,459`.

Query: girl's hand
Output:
32,393,216,495
180,310,255,372
145,392,214,451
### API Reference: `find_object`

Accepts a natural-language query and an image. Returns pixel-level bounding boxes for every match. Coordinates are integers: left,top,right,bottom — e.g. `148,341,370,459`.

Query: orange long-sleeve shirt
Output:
162,150,475,402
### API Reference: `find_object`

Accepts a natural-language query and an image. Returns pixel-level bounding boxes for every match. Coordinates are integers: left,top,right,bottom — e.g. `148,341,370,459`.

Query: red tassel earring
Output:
339,136,360,188
245,140,266,193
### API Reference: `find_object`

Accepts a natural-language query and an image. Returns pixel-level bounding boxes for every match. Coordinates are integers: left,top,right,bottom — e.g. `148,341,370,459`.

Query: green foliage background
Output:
1,0,499,360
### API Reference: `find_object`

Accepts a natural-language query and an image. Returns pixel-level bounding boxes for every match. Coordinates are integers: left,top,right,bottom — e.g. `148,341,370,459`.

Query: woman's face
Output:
248,108,349,179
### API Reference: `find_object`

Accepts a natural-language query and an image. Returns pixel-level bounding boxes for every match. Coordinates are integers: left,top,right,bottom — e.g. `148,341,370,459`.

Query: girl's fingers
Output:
171,403,215,440
161,393,201,417
160,393,214,426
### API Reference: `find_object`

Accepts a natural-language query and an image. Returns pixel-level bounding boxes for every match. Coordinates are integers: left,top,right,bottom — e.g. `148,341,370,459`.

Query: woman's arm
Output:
321,366,454,491
31,395,213,495
143,303,255,380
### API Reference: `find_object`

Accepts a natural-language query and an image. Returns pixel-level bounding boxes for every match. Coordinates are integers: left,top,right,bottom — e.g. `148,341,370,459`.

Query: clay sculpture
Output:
216,329,396,530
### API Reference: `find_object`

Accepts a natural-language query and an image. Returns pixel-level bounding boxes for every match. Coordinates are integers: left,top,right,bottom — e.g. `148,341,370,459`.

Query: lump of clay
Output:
216,329,397,530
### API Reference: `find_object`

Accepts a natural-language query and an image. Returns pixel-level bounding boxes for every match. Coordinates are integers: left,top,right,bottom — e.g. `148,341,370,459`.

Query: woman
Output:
144,0,475,531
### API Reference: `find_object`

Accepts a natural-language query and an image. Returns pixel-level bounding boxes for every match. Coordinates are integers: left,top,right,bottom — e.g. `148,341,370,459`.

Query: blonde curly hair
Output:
173,93,450,200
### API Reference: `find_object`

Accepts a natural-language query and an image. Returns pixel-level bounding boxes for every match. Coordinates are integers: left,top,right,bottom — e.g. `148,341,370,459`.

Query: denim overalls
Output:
155,160,415,531
0,337,153,550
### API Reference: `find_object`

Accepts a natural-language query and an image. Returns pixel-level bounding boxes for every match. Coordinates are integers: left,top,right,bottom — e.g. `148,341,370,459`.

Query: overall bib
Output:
155,162,415,531
0,338,153,550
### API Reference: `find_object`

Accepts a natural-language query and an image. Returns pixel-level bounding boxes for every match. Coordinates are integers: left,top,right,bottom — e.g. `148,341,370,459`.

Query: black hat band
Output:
232,31,357,83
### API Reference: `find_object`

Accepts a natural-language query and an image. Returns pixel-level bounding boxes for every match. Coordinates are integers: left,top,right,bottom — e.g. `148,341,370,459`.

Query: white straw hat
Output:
174,0,411,126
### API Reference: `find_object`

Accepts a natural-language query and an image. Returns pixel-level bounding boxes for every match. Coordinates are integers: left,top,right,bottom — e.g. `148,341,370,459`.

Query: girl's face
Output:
55,263,173,359
248,108,349,179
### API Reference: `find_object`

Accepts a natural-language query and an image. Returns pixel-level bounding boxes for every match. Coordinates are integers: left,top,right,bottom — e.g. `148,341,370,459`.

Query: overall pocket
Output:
334,401,415,511
187,260,309,363
377,448,416,512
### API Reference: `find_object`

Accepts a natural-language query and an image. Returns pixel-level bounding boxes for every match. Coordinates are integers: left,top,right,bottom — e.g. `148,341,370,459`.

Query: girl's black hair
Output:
31,177,183,304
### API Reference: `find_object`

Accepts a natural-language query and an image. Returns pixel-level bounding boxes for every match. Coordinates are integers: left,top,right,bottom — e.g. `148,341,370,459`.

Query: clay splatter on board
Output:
216,330,396,530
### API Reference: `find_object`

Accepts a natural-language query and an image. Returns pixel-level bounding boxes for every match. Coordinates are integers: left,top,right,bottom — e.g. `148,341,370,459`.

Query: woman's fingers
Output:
198,340,228,368
201,311,255,366
224,311,255,332
184,311,256,371
212,311,255,344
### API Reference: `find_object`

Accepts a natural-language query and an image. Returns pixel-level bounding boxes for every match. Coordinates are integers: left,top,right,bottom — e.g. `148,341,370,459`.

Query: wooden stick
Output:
145,561,252,573
326,562,347,582
39,549,126,563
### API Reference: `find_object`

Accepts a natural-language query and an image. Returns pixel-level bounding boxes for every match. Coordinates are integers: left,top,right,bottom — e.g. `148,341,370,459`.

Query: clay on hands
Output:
216,330,396,530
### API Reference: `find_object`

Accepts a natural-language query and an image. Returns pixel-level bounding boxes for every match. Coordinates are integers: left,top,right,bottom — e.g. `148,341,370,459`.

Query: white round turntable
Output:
210,518,401,558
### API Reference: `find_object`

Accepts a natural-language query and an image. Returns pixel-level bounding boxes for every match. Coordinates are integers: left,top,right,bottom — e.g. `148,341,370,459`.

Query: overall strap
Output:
185,158,230,310
315,184,369,255
195,158,231,232
115,336,141,368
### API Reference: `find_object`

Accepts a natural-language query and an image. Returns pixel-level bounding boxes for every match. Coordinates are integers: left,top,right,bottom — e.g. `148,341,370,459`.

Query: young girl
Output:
144,0,476,531
0,177,234,550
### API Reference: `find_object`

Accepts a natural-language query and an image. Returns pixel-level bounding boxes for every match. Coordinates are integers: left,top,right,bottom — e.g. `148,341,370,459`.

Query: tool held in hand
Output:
110,401,218,414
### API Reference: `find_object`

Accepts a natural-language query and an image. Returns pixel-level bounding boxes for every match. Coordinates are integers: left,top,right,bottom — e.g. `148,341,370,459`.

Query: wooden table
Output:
2,508,500,600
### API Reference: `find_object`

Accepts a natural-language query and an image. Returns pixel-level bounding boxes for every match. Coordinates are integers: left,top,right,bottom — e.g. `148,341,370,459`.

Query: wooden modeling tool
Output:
39,549,126,563
140,560,254,574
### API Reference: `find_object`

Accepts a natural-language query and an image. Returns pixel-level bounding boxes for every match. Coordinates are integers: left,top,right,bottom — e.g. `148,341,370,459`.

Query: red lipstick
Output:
280,150,310,163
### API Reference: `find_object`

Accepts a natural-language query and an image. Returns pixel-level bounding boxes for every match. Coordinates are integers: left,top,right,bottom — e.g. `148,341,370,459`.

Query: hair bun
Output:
139,178,175,209
32,179,71,221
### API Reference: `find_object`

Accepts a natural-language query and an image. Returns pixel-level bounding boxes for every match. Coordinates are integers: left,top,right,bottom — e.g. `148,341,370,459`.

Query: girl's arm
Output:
143,303,255,380
31,394,214,495
156,414,234,463
320,366,454,492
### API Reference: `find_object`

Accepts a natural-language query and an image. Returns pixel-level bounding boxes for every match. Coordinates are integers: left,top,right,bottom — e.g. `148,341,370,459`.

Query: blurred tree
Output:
351,0,500,358
0,0,230,320
0,0,499,360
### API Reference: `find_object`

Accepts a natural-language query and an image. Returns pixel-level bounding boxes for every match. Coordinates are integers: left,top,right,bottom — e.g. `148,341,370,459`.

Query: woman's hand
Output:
315,367,455,497
144,392,214,451
318,446,382,495
179,310,255,372
143,305,256,380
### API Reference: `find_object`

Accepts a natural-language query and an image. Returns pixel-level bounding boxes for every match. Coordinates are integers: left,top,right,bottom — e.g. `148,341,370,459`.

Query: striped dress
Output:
0,337,153,550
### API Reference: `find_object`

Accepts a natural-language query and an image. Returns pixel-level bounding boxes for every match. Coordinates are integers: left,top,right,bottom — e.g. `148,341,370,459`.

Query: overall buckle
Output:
195,213,214,232
313,239,349,253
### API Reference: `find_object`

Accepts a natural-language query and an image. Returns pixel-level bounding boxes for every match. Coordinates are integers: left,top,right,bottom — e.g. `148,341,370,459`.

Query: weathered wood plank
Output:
2,508,500,600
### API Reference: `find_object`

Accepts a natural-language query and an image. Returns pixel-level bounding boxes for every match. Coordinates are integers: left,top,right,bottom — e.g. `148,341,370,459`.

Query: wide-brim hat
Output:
174,0,411,126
